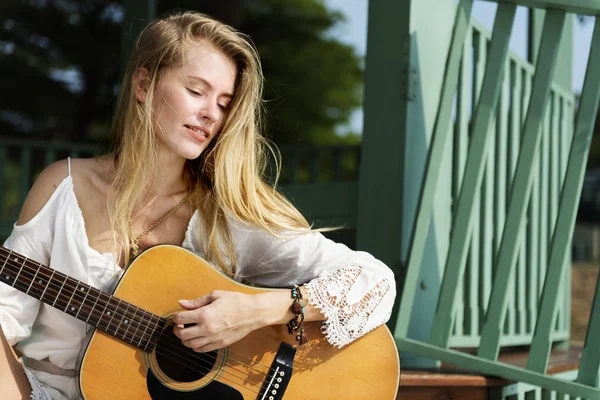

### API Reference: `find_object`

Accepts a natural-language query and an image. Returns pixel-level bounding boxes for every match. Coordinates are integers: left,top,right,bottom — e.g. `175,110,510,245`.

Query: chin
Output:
177,146,206,160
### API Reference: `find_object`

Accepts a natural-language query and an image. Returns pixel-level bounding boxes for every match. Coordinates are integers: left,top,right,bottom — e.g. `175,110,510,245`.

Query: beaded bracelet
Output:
286,284,308,345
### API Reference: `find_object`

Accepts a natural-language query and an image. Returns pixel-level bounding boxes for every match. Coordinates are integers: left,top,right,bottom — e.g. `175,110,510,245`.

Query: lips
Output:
184,124,210,142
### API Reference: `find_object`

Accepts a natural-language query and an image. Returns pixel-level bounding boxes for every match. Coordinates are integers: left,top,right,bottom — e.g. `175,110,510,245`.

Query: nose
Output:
198,101,220,124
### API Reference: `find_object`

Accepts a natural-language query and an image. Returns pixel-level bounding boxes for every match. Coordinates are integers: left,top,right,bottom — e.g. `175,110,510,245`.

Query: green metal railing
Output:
0,139,360,237
3,1,600,397
357,0,600,397
449,17,573,348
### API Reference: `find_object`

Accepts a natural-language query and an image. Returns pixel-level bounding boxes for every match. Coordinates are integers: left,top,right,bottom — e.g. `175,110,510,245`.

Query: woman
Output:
0,11,395,400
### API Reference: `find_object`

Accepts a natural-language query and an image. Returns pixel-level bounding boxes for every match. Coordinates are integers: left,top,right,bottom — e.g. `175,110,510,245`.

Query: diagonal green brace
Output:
476,9,566,361
393,0,474,338
429,3,516,348
577,269,600,387
528,20,600,375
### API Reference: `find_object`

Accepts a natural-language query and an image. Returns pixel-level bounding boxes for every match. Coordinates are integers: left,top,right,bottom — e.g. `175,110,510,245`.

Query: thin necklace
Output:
130,193,190,256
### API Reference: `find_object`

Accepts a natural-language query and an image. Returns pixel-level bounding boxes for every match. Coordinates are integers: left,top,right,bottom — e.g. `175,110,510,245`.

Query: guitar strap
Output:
21,355,77,377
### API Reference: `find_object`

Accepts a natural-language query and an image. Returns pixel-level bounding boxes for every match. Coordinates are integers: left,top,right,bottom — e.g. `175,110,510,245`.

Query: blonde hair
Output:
110,11,311,273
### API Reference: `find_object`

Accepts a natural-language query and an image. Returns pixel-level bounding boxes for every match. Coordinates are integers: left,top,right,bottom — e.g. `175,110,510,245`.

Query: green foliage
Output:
1,0,363,146
157,0,364,145
0,0,122,141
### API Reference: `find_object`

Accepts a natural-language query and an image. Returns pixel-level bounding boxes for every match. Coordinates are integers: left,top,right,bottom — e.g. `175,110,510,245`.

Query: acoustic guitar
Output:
0,244,400,399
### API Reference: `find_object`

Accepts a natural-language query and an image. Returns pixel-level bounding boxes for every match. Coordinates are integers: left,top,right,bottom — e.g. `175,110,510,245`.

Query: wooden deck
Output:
397,345,582,400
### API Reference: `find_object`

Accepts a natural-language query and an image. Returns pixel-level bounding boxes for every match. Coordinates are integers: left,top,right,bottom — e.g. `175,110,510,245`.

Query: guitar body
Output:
76,245,400,399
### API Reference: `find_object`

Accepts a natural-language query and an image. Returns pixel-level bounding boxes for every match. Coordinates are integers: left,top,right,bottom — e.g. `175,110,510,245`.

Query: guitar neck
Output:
0,246,163,352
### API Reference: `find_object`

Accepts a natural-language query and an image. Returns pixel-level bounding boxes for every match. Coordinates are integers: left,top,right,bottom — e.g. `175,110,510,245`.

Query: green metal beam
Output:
397,337,600,399
357,0,411,331
529,20,600,377
477,9,566,361
429,4,516,348
391,0,474,337
485,0,600,15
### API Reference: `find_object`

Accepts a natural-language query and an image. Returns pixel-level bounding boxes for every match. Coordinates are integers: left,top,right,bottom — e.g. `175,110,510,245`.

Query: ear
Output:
133,67,151,103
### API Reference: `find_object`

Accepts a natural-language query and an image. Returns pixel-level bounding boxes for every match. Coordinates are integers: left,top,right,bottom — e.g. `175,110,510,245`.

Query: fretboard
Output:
0,246,165,352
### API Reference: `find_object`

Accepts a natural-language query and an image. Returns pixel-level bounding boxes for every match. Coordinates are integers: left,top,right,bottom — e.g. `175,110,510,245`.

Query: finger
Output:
193,341,224,353
178,293,217,310
172,309,199,325
173,324,203,341
183,336,212,351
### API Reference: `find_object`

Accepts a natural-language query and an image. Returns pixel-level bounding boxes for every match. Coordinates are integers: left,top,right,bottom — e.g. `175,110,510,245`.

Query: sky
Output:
323,0,595,134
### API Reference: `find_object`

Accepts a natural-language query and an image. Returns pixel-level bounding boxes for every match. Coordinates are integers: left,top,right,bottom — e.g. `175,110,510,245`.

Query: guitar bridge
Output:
258,343,296,400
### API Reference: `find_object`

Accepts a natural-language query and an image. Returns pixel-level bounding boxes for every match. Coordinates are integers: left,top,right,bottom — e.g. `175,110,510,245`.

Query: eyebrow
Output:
187,75,233,98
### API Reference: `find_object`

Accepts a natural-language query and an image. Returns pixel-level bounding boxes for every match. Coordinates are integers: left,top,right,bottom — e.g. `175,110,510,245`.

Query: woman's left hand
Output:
172,290,269,353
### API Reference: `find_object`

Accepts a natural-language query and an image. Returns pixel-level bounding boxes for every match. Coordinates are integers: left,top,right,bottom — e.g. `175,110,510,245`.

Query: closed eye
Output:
186,88,202,96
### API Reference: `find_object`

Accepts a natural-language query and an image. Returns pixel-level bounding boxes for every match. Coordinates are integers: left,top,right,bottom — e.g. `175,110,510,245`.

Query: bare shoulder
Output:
69,156,114,196
17,159,71,225
17,157,111,226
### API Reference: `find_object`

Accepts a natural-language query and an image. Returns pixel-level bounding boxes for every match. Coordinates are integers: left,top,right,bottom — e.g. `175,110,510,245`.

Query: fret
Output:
75,284,91,319
106,296,121,334
9,255,31,293
128,307,145,347
64,278,90,319
14,256,26,282
39,270,55,303
85,287,103,326
123,306,146,346
64,277,78,315
0,255,17,286
147,315,164,351
18,262,42,300
96,291,114,332
112,299,130,339
118,303,133,340
137,308,152,348
0,250,11,274
26,264,40,296
51,273,70,310
0,247,159,351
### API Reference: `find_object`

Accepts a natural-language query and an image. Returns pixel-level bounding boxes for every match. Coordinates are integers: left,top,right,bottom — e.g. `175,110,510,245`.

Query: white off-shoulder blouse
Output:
0,169,396,400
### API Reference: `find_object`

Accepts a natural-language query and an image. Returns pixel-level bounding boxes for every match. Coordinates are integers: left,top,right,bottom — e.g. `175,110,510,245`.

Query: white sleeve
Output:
232,221,396,348
0,180,59,346
1,232,46,346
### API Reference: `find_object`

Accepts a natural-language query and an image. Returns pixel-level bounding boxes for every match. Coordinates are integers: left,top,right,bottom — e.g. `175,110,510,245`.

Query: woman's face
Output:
141,44,237,160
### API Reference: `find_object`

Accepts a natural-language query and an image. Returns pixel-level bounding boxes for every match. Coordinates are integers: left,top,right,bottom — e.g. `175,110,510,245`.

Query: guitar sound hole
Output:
155,330,217,383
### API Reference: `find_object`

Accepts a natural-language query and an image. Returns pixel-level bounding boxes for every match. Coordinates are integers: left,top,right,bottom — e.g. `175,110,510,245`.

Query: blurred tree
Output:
0,0,363,145
0,0,122,141
159,0,364,144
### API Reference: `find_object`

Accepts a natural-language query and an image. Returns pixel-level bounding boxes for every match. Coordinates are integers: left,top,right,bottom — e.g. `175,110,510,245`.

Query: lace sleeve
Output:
231,221,396,348
305,265,393,348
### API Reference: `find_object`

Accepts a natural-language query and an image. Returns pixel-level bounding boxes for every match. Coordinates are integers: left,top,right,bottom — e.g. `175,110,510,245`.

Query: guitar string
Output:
0,252,275,378
149,348,264,398
0,252,285,377
0,253,291,398
145,331,274,383
0,251,272,362
0,253,287,392
151,346,280,400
